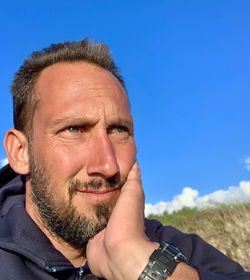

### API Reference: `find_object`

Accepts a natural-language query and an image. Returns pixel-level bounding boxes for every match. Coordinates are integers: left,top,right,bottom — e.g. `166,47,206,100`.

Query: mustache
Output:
69,175,126,198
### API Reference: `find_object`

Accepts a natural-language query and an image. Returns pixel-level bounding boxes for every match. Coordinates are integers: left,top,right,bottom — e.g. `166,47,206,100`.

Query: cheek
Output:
35,143,85,180
32,134,136,181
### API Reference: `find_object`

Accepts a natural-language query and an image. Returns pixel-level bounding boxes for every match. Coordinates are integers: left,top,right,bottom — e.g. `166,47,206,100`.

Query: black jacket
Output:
0,164,249,280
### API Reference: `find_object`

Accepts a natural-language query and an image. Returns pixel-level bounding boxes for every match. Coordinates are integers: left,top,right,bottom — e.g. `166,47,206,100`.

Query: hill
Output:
148,203,250,271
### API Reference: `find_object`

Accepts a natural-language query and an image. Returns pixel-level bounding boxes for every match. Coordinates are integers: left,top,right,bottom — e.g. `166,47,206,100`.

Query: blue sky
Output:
1,1,250,207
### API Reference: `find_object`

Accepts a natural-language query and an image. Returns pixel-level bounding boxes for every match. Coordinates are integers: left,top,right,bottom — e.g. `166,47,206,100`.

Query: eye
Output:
108,125,132,142
56,124,88,141
109,126,129,134
65,126,85,134
115,126,128,133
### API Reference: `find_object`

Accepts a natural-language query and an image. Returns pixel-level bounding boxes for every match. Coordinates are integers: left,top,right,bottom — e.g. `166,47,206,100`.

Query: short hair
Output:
11,39,126,136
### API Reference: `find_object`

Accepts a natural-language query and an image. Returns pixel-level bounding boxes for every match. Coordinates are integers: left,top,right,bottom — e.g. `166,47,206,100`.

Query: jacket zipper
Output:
78,267,84,280
46,265,86,279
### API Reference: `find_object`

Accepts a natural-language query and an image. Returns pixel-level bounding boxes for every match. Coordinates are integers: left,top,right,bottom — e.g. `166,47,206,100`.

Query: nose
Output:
86,133,120,180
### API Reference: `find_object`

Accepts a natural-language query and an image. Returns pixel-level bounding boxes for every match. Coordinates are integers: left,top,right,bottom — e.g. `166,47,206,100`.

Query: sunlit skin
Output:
5,60,200,279
11,60,200,279
24,62,136,264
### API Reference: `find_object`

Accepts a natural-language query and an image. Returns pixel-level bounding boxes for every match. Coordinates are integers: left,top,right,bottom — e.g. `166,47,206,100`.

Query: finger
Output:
126,161,141,182
106,161,145,237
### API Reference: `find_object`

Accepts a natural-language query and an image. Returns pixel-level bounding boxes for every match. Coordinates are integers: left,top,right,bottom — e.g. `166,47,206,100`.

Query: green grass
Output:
149,203,250,271
148,207,201,229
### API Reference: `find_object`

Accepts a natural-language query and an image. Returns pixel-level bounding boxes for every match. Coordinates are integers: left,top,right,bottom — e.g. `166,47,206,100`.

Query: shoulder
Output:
0,247,31,279
0,164,19,188
145,218,206,255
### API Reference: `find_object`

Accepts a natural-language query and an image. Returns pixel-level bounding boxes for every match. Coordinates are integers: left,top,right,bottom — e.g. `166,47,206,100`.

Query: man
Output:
0,39,249,280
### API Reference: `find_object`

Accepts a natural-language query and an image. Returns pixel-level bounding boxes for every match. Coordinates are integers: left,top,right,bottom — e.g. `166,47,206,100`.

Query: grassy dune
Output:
148,203,250,271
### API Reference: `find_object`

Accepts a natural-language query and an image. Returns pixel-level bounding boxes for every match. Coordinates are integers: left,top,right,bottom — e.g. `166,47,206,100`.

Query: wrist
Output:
138,242,187,280
133,241,160,280
169,262,200,280
114,240,159,280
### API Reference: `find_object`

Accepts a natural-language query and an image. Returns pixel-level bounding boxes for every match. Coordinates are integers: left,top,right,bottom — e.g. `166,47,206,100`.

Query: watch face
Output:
161,242,187,263
176,252,188,263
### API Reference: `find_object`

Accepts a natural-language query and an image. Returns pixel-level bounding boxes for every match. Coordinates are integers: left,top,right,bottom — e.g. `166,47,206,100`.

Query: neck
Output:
25,181,87,267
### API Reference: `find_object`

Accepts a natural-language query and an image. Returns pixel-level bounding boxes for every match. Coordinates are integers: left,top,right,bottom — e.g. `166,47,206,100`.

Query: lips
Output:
76,186,121,194
74,186,121,204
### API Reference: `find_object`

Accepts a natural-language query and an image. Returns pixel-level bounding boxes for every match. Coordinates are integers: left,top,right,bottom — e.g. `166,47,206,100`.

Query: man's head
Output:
11,39,126,137
4,39,136,248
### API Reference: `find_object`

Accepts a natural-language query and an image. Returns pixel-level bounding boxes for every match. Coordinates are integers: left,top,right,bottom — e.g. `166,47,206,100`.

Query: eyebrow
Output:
51,116,134,130
51,116,97,128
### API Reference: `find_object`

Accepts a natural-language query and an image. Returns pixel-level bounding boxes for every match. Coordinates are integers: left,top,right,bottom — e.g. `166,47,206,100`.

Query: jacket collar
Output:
0,174,73,269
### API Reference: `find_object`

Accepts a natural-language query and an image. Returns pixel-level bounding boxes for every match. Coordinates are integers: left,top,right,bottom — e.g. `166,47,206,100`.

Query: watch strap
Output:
138,242,187,280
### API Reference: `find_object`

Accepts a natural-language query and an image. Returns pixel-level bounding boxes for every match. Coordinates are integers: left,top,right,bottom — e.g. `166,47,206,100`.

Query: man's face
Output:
28,62,136,247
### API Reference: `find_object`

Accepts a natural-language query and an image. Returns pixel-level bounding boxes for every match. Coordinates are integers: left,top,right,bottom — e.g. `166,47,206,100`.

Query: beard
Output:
28,150,126,249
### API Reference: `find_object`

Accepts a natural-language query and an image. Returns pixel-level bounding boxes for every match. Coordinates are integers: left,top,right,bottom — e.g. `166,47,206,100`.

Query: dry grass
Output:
149,203,250,271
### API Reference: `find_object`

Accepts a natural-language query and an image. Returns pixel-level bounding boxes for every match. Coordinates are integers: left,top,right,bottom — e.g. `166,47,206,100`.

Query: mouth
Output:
75,187,122,203
78,186,121,194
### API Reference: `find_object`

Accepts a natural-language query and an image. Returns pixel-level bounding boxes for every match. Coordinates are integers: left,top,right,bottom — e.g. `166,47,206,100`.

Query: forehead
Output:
35,61,126,98
32,62,131,123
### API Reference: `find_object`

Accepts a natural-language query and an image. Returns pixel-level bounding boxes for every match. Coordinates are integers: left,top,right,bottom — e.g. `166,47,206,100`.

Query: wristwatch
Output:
138,242,187,280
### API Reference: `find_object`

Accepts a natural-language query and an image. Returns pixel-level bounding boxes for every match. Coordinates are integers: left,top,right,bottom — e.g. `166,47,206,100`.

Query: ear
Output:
4,129,30,175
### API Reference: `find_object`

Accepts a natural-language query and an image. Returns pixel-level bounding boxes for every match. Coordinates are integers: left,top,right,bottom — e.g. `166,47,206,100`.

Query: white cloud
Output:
0,158,8,168
245,157,250,171
145,181,250,217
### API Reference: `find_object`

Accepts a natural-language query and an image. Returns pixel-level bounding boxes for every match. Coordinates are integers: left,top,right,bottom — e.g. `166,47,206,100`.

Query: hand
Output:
86,161,158,280
86,162,200,280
